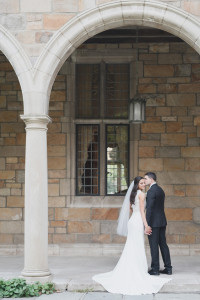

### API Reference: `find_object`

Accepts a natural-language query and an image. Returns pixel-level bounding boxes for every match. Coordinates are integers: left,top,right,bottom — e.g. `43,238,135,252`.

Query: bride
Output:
92,176,171,295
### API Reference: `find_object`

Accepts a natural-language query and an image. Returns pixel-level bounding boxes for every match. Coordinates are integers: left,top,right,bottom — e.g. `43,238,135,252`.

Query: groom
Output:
144,172,172,276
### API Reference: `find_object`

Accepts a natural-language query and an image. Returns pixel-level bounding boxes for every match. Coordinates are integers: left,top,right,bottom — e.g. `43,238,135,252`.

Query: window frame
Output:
65,48,139,205
104,63,130,119
105,124,130,196
75,62,130,120
76,124,100,196
75,64,101,119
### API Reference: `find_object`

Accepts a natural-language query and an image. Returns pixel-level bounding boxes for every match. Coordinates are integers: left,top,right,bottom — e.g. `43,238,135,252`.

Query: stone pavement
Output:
2,292,200,300
0,255,200,296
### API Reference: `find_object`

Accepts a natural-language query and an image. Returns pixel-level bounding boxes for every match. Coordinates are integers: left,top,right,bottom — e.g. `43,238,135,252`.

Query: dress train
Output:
92,190,171,295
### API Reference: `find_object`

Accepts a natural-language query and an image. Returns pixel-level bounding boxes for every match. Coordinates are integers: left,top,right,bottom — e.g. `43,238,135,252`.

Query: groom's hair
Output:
145,172,156,181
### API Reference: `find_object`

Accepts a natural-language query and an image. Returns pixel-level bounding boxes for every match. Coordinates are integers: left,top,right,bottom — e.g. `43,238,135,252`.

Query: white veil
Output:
117,180,135,236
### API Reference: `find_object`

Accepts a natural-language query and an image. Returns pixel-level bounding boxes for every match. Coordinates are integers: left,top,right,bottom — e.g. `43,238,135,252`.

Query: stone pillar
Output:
21,115,51,280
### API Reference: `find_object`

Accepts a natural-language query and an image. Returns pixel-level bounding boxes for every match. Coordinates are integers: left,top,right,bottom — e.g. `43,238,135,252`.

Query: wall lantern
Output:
129,27,146,124
129,96,146,123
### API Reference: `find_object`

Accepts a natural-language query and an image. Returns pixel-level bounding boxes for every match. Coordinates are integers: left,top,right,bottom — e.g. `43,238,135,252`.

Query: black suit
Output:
146,184,172,272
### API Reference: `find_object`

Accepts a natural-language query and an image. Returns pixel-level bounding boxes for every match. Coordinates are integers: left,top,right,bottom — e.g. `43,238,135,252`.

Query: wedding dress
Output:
92,190,171,295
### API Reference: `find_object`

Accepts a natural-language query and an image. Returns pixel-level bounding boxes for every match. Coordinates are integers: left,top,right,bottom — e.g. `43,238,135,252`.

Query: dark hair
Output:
145,172,157,182
130,176,144,205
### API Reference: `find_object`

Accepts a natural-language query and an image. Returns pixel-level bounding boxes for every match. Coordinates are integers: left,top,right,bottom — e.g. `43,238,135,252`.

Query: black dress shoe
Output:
160,268,172,275
148,269,160,275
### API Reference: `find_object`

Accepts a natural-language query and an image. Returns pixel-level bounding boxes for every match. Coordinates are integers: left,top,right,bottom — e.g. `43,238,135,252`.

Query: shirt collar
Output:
149,182,156,188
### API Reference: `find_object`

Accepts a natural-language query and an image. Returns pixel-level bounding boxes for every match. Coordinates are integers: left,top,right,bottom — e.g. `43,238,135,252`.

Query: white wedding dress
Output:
92,190,171,295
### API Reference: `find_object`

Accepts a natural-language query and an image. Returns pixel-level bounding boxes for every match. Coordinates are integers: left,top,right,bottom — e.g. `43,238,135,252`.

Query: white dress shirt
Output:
149,182,156,189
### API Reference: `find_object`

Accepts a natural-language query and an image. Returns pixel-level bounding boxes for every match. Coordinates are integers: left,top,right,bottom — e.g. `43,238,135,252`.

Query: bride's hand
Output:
145,226,152,235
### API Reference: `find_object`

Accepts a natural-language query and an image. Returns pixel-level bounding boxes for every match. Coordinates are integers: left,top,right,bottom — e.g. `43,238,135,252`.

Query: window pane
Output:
105,64,129,119
106,125,129,195
76,64,100,118
76,125,99,195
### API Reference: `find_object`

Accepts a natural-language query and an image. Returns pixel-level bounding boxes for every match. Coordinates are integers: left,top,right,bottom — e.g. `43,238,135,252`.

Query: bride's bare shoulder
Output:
138,190,146,200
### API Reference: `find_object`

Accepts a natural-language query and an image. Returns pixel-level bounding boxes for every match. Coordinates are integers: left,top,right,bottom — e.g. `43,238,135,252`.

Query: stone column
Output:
21,115,51,280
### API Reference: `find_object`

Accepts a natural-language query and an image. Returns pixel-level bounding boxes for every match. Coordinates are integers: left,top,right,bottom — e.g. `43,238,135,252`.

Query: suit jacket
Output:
146,184,167,227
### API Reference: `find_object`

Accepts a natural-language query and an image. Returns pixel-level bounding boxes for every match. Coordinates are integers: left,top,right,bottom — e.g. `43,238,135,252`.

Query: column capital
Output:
20,115,52,131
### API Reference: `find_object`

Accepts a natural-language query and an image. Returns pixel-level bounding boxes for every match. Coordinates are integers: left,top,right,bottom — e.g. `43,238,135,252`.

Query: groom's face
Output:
144,175,151,186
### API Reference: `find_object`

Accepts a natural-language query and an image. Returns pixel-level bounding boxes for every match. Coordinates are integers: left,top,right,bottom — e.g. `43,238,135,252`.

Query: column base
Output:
21,269,52,283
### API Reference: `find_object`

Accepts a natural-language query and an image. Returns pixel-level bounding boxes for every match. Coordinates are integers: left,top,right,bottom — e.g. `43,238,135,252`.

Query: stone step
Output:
0,243,200,256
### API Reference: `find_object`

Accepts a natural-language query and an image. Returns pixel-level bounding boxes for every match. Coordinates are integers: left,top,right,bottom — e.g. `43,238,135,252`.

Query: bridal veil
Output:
117,180,135,236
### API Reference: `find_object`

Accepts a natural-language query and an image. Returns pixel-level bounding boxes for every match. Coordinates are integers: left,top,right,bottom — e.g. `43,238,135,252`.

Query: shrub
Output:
0,278,55,298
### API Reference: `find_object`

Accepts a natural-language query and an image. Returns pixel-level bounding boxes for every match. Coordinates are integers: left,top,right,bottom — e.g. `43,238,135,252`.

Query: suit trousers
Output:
148,226,172,271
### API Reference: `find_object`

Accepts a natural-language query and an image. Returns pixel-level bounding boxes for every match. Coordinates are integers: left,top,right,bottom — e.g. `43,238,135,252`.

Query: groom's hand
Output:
145,226,152,235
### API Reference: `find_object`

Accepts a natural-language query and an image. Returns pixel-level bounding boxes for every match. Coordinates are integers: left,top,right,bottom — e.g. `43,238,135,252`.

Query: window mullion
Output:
76,125,100,195
100,122,105,196
100,62,105,196
100,61,105,119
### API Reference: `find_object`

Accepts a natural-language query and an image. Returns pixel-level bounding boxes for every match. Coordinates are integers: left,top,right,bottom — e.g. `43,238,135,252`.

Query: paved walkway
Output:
0,255,200,297
2,292,200,300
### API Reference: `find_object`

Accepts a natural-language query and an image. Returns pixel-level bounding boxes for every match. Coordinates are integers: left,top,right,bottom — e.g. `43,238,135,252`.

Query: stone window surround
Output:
65,49,140,207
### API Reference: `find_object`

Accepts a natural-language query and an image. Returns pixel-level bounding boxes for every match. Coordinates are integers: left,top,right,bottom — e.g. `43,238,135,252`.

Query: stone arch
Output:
34,0,200,114
0,23,32,108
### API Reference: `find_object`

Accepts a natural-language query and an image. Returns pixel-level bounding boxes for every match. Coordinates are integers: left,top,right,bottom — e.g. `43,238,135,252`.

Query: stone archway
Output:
0,23,42,278
0,24,32,98
33,0,200,114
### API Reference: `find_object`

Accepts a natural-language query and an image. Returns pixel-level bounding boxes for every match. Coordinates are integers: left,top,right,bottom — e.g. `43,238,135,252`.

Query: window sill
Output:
70,195,125,207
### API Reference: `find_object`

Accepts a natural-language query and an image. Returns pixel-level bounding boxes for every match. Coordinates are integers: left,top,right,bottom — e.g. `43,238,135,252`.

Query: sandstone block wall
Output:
138,42,200,244
0,39,200,245
47,41,200,245
0,51,24,244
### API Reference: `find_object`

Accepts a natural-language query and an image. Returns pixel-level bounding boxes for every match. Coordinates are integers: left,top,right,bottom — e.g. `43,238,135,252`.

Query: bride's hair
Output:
130,176,144,205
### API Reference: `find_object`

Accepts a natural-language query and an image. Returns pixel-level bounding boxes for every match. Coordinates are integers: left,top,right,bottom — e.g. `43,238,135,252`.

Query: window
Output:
106,125,129,195
76,64,100,118
105,64,129,118
76,125,100,195
76,63,129,119
75,62,130,196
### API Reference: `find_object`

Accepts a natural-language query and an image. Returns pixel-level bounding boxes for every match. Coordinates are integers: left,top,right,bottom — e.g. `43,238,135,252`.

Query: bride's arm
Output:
139,192,152,234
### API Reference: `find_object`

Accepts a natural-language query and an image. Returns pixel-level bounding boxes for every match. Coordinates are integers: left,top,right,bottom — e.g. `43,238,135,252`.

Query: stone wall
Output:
0,0,200,59
0,40,200,246
47,40,200,245
0,51,24,244
138,42,200,244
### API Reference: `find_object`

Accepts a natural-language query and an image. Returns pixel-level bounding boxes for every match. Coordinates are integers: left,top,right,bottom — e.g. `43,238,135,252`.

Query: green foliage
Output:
75,288,93,293
0,278,55,298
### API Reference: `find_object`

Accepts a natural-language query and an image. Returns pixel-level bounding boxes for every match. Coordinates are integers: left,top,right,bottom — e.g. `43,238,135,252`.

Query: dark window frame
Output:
105,63,130,119
76,124,100,196
105,124,130,196
75,61,130,196
75,62,130,120
75,64,100,119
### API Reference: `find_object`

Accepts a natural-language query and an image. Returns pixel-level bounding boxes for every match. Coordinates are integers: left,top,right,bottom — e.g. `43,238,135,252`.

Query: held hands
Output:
145,225,152,235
